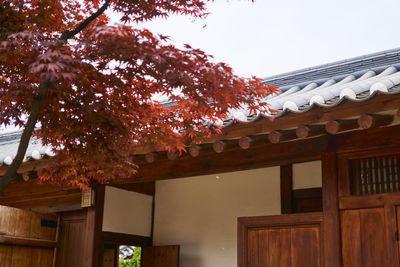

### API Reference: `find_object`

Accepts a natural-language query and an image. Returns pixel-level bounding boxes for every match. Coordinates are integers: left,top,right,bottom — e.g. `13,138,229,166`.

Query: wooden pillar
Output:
84,184,105,267
322,152,341,267
280,164,293,214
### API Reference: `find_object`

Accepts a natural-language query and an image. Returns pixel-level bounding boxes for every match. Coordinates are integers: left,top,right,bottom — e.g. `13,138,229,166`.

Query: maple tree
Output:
0,0,277,191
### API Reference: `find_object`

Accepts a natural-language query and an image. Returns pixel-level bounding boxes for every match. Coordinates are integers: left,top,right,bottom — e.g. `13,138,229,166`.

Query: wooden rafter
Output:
357,114,393,129
325,119,359,134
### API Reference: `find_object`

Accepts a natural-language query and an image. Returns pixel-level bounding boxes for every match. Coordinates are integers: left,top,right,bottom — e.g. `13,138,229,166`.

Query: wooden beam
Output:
292,187,322,200
335,124,400,154
296,124,325,139
0,235,57,248
357,114,393,129
112,182,155,196
322,152,341,267
0,179,82,213
205,90,400,143
0,158,56,176
114,124,400,183
292,187,322,213
325,119,359,134
280,164,293,214
238,136,252,150
135,135,326,182
3,124,400,199
268,129,297,144
339,193,400,210
101,232,151,247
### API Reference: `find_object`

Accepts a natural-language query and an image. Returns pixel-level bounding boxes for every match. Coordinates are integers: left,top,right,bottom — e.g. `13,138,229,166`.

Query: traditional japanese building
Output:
2,47,400,267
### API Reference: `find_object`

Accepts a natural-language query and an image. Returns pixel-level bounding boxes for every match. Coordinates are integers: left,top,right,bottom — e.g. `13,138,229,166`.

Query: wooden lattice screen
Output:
351,154,400,195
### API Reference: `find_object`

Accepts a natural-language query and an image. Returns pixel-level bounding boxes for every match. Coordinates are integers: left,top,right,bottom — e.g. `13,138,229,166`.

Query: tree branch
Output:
0,0,111,192
60,0,111,42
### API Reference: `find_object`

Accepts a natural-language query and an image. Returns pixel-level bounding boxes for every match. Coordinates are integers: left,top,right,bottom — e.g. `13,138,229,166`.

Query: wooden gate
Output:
238,212,323,267
0,205,58,267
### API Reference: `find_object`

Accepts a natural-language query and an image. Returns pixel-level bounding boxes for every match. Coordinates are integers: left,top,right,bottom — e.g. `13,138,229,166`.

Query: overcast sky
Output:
128,0,400,78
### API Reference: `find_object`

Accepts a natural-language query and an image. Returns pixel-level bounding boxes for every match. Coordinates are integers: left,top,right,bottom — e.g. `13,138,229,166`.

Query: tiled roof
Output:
0,131,54,167
1,48,400,165
264,48,400,88
222,48,400,126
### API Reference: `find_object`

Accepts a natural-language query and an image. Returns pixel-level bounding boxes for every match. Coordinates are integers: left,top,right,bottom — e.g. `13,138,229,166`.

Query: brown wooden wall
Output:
0,205,58,267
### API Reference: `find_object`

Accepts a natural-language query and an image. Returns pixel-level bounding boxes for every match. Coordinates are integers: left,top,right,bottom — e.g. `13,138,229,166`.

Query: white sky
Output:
124,0,400,78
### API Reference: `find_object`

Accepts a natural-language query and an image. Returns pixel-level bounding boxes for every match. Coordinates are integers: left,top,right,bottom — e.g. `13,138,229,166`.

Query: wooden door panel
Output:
341,208,389,267
248,229,259,267
142,245,180,267
267,229,291,267
291,226,320,267
258,229,268,267
341,210,361,267
360,209,388,267
55,211,87,267
238,213,323,267
246,226,321,267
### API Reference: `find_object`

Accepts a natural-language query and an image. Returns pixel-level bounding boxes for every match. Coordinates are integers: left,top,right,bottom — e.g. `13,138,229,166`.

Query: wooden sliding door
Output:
238,212,323,267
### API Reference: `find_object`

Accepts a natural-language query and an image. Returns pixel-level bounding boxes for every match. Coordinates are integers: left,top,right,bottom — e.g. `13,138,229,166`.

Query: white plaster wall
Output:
153,167,280,267
102,186,153,237
293,160,322,189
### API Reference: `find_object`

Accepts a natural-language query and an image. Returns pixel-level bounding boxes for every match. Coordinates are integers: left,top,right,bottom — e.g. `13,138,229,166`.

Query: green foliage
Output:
119,247,141,267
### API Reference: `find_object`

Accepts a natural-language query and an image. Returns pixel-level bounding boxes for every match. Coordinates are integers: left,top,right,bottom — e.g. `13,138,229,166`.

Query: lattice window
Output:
351,154,400,195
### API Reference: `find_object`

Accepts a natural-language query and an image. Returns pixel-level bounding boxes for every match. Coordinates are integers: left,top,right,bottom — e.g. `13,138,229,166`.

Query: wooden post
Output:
322,152,341,267
280,165,293,214
52,216,61,267
84,184,105,267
